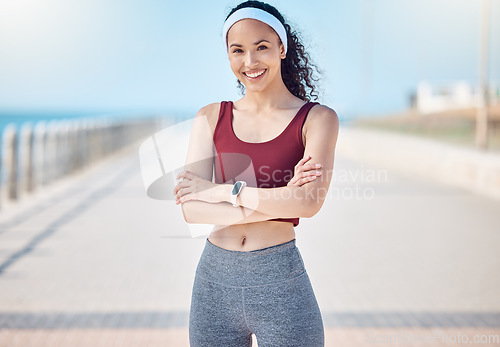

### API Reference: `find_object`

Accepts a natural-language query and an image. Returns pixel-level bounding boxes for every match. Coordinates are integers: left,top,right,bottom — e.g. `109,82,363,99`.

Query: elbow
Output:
304,194,325,218
299,183,328,218
304,202,320,218
181,200,208,224
180,201,192,223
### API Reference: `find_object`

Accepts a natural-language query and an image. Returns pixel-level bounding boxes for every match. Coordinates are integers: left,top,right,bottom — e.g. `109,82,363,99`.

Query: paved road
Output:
0,130,499,346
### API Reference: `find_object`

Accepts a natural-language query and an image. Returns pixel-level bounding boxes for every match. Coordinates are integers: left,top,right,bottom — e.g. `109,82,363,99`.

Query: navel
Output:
241,236,246,246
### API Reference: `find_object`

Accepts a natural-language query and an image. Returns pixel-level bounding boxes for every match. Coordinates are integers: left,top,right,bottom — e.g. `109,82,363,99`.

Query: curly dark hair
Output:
224,0,322,102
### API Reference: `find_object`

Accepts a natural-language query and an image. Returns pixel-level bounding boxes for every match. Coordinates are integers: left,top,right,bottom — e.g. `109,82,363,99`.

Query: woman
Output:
173,1,339,345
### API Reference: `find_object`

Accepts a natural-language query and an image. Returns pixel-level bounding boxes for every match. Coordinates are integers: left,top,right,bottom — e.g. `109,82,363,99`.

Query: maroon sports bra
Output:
213,100,319,227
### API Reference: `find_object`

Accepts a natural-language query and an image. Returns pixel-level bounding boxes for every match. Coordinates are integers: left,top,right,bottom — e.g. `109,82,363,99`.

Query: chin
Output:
244,85,268,93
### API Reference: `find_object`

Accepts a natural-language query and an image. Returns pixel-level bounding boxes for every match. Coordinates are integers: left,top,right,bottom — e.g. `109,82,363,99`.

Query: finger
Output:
295,155,311,169
295,163,309,174
175,187,182,201
292,171,317,186
294,175,315,187
302,175,317,184
173,180,189,195
302,163,321,171
296,162,321,175
177,192,192,204
298,170,319,180
177,185,196,199
176,195,183,204
291,172,306,184
176,171,193,180
307,169,322,176
183,170,198,179
176,187,188,200
174,182,181,195
301,164,322,174
176,194,184,204
299,155,311,165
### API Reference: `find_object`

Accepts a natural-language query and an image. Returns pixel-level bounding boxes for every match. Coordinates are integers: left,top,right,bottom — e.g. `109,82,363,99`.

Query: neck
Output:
239,75,299,112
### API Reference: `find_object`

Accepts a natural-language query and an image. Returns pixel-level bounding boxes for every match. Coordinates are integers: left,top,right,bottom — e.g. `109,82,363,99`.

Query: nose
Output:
245,51,259,68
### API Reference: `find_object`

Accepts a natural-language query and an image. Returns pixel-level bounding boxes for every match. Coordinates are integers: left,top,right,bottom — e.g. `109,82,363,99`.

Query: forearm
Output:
220,183,315,219
181,199,280,225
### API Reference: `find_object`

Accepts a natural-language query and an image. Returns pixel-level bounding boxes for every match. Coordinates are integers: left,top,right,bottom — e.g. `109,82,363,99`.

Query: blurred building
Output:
410,81,500,114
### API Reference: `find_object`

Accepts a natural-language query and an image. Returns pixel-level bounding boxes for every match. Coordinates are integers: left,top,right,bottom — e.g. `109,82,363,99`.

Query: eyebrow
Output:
229,39,271,48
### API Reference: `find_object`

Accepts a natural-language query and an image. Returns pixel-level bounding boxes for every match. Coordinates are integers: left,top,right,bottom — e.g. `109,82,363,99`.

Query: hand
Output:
173,171,223,205
287,155,322,187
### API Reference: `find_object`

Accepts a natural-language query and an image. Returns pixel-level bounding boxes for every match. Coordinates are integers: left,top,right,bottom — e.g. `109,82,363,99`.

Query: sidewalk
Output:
0,129,499,346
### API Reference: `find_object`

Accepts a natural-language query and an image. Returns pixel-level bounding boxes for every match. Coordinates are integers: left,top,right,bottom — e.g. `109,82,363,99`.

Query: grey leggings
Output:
189,238,324,346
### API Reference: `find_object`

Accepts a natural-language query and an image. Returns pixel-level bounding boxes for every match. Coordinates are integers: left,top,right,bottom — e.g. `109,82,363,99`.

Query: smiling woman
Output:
172,1,339,346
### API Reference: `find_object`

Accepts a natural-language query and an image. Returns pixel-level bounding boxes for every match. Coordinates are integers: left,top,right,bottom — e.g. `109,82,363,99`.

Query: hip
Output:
194,237,307,288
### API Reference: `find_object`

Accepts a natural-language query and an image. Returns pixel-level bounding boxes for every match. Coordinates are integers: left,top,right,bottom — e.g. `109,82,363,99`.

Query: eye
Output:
232,45,267,54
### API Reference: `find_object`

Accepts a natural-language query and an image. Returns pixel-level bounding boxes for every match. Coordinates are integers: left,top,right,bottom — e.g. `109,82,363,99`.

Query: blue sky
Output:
0,0,498,119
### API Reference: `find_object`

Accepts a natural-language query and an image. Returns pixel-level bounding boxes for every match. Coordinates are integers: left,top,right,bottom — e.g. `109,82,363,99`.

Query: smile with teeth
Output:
244,69,266,78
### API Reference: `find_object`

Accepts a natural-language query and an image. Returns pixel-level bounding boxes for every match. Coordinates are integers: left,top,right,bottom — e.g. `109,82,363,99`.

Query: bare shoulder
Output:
303,103,339,144
308,104,339,122
195,102,223,137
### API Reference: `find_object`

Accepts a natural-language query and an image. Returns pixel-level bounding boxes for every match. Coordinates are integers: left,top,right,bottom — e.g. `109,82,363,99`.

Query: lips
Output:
243,69,267,80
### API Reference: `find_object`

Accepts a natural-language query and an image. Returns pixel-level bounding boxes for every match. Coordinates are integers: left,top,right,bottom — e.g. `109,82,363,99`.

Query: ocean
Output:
0,110,187,134
0,111,114,133
0,108,354,135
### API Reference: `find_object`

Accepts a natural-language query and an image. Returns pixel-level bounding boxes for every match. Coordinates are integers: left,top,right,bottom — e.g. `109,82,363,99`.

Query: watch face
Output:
232,182,242,195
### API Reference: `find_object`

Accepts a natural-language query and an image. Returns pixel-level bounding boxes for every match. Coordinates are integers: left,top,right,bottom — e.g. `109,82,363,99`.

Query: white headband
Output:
223,7,288,54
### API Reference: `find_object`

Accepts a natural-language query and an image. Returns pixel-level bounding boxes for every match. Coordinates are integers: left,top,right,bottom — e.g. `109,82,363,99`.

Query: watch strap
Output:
231,181,246,207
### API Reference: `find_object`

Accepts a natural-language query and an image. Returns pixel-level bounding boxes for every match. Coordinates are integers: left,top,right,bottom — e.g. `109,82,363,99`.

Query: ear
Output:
280,43,286,59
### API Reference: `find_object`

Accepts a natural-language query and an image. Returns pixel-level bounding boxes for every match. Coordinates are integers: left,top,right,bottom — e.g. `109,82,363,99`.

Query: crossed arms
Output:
176,103,339,225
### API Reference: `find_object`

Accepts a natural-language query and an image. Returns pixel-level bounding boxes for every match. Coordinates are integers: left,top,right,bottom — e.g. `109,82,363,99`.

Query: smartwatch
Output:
231,181,246,207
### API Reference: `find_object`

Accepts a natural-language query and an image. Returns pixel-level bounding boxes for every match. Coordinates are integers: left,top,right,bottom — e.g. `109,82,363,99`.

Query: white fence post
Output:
0,116,164,212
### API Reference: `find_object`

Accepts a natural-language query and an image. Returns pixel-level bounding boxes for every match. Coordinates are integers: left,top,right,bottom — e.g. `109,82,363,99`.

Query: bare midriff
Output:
209,221,295,251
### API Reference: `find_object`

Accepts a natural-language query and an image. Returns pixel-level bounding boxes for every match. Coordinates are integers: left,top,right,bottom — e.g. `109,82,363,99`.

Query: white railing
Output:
0,115,170,211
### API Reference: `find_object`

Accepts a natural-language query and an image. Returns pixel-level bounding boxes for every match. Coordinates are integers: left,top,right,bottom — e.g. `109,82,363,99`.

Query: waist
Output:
210,221,295,251
195,238,306,287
